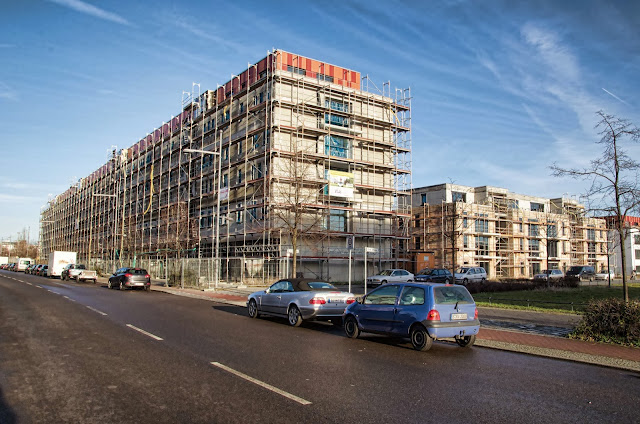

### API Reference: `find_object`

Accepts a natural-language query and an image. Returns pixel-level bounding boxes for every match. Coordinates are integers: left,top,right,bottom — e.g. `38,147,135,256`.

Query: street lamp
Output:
182,147,222,289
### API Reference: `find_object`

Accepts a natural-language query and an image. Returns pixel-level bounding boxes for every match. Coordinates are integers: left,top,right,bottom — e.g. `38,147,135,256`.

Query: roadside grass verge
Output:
473,284,640,314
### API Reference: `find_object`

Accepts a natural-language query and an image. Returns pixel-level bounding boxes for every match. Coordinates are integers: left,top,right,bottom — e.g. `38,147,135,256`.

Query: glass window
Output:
475,219,488,233
324,135,351,159
364,285,400,305
476,236,489,256
399,287,425,305
434,286,474,304
452,191,466,202
269,281,291,293
307,282,337,290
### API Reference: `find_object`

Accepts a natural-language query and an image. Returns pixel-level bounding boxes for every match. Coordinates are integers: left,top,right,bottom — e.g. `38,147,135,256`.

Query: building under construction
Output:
411,184,608,279
40,50,412,286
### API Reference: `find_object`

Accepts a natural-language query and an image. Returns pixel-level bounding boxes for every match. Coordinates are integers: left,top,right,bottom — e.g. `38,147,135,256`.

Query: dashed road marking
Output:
126,324,163,341
210,362,312,405
86,306,107,316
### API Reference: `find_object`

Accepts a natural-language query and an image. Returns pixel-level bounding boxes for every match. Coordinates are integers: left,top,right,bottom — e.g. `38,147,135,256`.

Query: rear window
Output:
434,286,474,305
307,282,337,290
128,268,148,275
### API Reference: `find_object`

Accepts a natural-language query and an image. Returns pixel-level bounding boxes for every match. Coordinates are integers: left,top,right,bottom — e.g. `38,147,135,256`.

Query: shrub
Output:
571,299,640,346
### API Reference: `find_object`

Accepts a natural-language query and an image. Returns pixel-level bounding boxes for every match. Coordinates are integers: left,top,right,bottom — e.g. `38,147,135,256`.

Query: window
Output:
434,286,474,304
222,173,228,188
452,191,466,202
548,240,558,257
325,113,349,127
324,135,351,159
287,65,306,76
588,242,596,259
364,285,400,305
529,224,539,237
475,219,488,233
476,236,489,256
547,224,557,238
237,141,243,156
634,235,640,245
237,168,243,184
325,99,349,113
529,239,540,257
531,202,545,212
236,210,243,223
421,194,426,205
635,249,640,260
463,235,469,249
325,209,346,232
463,217,468,228
223,146,229,161
399,287,425,306
587,228,596,241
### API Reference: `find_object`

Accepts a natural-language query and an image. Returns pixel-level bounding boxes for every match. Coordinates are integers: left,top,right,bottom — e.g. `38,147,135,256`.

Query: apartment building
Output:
605,216,640,277
411,184,608,279
40,50,412,285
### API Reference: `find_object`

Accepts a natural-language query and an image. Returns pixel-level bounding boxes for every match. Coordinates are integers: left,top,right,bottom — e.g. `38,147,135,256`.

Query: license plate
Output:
451,313,467,320
327,299,343,304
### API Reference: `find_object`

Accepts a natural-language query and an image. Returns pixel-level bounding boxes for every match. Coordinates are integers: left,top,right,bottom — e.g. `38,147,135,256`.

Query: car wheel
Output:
248,299,260,319
407,279,412,283
119,281,124,291
410,324,433,352
589,276,594,282
444,278,450,284
463,278,469,285
481,277,486,283
456,335,476,348
344,316,360,338
287,305,302,327
381,280,387,285
108,280,112,289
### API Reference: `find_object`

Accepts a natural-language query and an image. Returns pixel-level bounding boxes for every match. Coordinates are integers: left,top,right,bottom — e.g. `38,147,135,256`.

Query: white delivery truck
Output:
0,256,8,266
48,251,77,278
16,257,33,272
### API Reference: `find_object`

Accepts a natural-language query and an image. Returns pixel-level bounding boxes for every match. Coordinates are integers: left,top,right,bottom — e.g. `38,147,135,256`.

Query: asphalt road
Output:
1,271,639,424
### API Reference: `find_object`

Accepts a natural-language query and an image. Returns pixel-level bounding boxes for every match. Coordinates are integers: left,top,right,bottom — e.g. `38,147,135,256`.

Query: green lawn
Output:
473,284,640,314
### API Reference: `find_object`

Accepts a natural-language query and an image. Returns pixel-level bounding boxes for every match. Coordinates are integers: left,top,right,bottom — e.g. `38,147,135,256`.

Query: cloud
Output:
46,0,131,26
0,193,43,203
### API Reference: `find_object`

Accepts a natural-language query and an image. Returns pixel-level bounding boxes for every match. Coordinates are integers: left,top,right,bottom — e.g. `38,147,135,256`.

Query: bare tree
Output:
551,111,640,302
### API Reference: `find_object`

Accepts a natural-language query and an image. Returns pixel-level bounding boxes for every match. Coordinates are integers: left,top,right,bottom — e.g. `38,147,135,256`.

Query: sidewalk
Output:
147,282,640,372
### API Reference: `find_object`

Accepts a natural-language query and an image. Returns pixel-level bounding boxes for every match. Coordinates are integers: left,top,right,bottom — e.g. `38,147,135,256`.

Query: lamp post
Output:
182,148,221,289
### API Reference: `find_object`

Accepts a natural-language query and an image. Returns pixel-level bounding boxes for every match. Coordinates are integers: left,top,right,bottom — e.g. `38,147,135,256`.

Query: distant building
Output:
411,183,608,279
603,216,640,277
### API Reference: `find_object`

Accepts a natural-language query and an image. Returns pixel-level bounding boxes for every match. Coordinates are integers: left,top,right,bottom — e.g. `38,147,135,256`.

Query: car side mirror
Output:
265,289,270,294
356,296,364,303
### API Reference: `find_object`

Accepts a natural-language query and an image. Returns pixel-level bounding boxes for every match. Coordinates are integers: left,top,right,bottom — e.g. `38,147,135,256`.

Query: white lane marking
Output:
210,362,312,405
86,306,107,316
126,324,163,341
63,296,70,299
26,282,33,286
36,286,44,289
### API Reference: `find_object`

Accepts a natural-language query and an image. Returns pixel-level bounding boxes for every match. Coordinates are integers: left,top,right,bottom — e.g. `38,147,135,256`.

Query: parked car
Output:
415,268,453,284
25,264,35,274
61,264,94,281
8,263,16,271
366,269,414,286
247,278,355,326
565,265,595,282
343,282,479,351
108,268,151,291
533,269,564,282
31,264,43,275
38,265,49,277
455,267,487,284
595,269,615,280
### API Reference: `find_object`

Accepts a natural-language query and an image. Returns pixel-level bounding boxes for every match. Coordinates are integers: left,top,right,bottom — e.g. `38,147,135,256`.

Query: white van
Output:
16,258,33,272
455,266,487,284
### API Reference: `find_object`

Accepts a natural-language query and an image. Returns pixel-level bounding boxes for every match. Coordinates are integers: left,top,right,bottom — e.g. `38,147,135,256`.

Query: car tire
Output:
381,280,387,285
344,316,360,338
410,324,433,352
287,305,302,327
248,300,260,319
119,281,124,291
463,278,469,285
407,279,412,283
481,277,486,283
444,278,450,284
108,280,112,289
456,335,476,348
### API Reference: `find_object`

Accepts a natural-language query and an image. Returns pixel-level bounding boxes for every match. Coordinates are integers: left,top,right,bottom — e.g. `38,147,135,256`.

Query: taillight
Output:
125,273,133,278
474,308,478,319
309,297,326,305
427,309,440,321
346,297,356,304
145,274,150,278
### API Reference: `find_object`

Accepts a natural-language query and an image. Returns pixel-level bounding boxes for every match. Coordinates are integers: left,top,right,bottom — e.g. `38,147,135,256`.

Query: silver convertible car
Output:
247,278,355,326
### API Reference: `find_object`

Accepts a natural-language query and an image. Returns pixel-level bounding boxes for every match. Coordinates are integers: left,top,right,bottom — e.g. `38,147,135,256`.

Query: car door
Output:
276,281,296,315
261,281,288,315
392,285,427,335
358,284,401,333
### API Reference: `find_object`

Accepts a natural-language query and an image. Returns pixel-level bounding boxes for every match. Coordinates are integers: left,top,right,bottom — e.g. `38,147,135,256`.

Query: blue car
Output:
343,282,479,351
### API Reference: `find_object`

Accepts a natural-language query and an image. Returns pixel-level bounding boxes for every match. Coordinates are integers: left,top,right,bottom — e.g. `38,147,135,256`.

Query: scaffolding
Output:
40,50,412,287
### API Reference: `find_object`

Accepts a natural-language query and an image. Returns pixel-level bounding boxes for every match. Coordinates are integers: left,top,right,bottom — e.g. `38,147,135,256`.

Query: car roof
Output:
275,278,334,291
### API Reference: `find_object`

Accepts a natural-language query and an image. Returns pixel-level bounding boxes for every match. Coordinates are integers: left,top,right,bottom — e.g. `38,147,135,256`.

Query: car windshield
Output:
456,268,470,273
543,270,552,275
307,282,338,291
378,270,393,276
567,266,582,273
417,269,431,275
434,286,474,305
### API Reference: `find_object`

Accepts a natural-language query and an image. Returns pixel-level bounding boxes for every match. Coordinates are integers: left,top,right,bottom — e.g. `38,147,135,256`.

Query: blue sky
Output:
1,0,638,242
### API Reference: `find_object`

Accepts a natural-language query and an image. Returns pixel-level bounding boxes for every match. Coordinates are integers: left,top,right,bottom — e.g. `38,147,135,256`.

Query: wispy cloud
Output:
46,0,131,26
0,82,16,100
0,193,43,203
601,88,630,106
